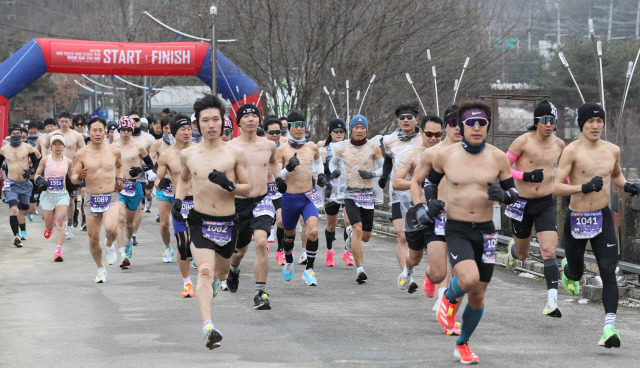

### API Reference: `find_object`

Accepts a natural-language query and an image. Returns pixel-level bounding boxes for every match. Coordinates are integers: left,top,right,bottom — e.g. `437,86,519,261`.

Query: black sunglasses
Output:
398,114,415,121
446,118,458,128
132,118,141,122
266,130,281,135
331,128,345,134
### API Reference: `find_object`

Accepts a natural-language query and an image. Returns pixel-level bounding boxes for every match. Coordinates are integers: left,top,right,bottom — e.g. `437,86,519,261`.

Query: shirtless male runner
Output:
150,116,175,260
0,125,40,246
226,104,282,309
329,115,383,283
71,117,124,283
276,109,326,286
504,100,565,317
128,111,155,245
157,115,197,297
35,118,58,156
420,101,518,364
263,116,287,265
553,102,640,348
173,94,250,349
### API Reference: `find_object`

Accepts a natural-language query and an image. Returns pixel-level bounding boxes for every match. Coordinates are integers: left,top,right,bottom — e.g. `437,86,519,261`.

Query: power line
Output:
0,22,83,39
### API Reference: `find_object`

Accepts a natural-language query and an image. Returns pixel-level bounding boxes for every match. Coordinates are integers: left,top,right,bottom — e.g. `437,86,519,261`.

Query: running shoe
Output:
182,283,195,298
302,269,318,286
454,343,479,364
20,230,27,240
132,235,139,246
163,246,174,263
212,278,220,298
27,213,35,222
598,326,621,348
220,280,229,291
356,269,368,284
226,268,240,293
298,251,308,264
254,290,272,310
155,213,160,223
437,289,457,329
407,278,418,294
120,254,130,269
13,236,22,247
53,248,63,262
191,258,197,269
432,291,443,312
95,267,107,283
444,322,461,336
561,258,580,296
43,229,52,239
81,221,87,231
343,250,355,266
282,262,294,280
345,225,353,250
276,251,285,266
144,198,152,213
105,245,117,265
505,239,516,268
267,228,275,243
423,275,436,298
73,208,79,227
542,298,562,318
325,249,335,267
125,240,133,259
65,226,72,240
398,272,410,290
203,324,222,350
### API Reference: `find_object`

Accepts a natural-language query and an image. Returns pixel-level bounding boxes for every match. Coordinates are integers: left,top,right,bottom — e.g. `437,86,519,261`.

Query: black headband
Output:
171,119,191,137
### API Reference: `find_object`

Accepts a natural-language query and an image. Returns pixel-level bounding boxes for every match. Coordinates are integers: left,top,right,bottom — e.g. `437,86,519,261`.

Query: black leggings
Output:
563,206,618,314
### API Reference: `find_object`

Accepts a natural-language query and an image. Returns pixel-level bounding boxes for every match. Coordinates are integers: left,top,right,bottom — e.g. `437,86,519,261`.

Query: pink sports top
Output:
44,154,68,181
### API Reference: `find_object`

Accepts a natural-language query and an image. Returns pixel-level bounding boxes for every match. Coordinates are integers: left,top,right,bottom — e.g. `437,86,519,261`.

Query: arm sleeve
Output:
381,154,393,178
424,168,444,202
373,157,384,177
329,155,339,173
499,177,519,204
0,153,4,167
313,157,323,175
506,151,524,180
28,152,40,168
279,163,288,179
142,155,154,168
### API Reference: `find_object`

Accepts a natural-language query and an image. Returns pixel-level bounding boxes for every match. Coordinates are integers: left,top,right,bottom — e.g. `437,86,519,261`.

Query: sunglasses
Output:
132,118,140,122
461,117,489,128
288,121,306,128
398,114,415,121
536,116,557,125
424,130,443,138
446,118,458,128
266,130,281,135
222,128,233,136
331,128,345,134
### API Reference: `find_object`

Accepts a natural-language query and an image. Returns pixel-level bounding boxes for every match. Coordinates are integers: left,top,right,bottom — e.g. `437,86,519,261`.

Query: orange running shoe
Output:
44,229,52,239
342,250,355,266
444,322,461,336
53,248,63,262
437,289,457,329
182,282,195,298
454,343,479,364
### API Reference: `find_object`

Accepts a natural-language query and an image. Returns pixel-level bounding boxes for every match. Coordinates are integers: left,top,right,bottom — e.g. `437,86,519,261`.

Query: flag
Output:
91,108,100,117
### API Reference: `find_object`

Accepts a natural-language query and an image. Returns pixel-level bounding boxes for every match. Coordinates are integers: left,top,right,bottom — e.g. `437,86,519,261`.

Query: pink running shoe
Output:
44,229,52,239
53,248,63,262
423,273,436,298
276,251,285,266
342,250,355,266
325,249,335,267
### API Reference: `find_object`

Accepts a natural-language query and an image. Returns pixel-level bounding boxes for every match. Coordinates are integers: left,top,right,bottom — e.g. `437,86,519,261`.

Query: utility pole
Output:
636,0,640,39
210,4,217,95
556,2,561,45
608,0,613,41
528,12,532,51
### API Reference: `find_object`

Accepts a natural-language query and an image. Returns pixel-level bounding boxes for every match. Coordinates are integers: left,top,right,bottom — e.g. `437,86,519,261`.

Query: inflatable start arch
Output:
0,38,260,137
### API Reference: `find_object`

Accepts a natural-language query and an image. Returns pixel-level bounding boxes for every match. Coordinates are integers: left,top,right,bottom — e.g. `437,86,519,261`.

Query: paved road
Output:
1,205,640,367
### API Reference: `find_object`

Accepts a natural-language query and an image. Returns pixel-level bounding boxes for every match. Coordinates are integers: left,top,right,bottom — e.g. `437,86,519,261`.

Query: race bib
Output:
350,190,374,209
180,199,194,219
304,188,323,209
202,220,234,246
90,193,112,213
267,182,282,200
46,176,65,194
2,179,13,191
570,210,603,239
120,180,136,197
163,182,174,197
253,196,276,218
435,213,446,236
482,233,498,264
505,198,527,222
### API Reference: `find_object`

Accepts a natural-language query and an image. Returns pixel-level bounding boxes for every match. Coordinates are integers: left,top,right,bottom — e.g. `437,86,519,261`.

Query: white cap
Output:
50,134,66,148
190,113,196,123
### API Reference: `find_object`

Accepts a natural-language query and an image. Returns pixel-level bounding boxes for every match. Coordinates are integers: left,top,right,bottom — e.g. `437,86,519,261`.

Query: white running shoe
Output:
220,280,229,291
65,225,73,240
95,267,107,283
163,246,174,263
106,245,117,265
267,227,275,243
298,251,308,264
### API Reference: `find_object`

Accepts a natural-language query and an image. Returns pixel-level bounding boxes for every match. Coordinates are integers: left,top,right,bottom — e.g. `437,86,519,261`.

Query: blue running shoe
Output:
21,230,27,240
282,262,294,280
27,213,35,222
302,269,318,286
125,240,133,259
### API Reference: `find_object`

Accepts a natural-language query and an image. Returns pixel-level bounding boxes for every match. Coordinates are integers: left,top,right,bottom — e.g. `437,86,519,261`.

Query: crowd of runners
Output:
2,96,638,363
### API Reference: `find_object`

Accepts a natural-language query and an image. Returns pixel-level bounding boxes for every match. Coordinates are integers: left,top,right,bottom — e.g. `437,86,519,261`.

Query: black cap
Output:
577,102,605,131
236,104,261,125
534,100,557,122
329,118,346,131
287,110,305,123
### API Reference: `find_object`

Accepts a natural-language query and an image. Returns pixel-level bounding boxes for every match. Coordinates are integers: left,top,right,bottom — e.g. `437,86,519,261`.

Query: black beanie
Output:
533,100,557,122
577,102,605,131
287,110,305,123
44,118,57,127
329,118,346,131
236,104,261,125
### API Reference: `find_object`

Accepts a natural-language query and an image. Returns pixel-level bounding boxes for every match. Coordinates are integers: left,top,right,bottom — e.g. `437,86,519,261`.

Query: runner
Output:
319,118,354,267
34,133,73,261
380,101,424,277
72,114,87,136
276,109,326,286
128,111,155,246
0,125,41,246
504,100,565,317
106,121,119,144
157,114,197,297
173,94,250,349
263,116,287,265
226,104,281,309
329,115,383,283
221,114,234,142
72,114,88,230
421,100,517,364
70,117,124,283
111,116,154,269
553,102,640,348
35,118,59,155
395,115,444,294
150,116,174,248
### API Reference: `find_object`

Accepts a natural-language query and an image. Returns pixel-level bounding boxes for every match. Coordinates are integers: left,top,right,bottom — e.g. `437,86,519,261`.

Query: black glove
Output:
624,182,640,196
358,170,376,180
158,177,172,190
581,176,603,194
487,182,518,204
22,167,35,180
171,198,183,222
35,175,48,190
129,166,143,177
427,199,446,220
275,177,287,193
208,169,236,192
378,175,388,189
523,169,544,183
141,163,154,172
317,173,327,187
285,153,300,172
331,170,341,179
413,204,433,226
